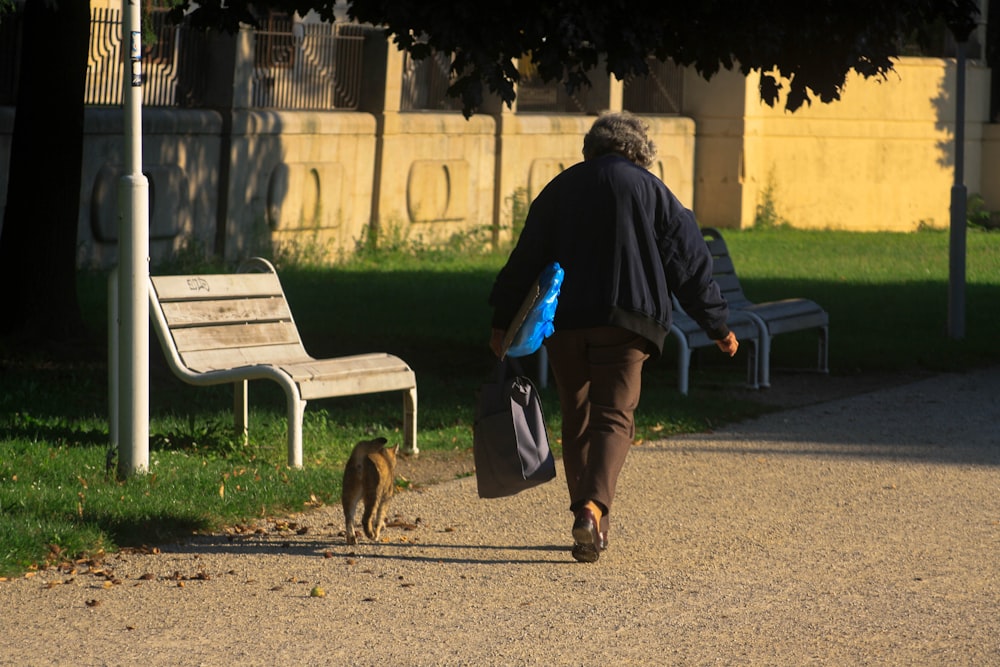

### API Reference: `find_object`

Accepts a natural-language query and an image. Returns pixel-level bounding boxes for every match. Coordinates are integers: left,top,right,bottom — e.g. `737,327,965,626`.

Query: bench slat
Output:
159,297,293,328
283,354,416,400
170,321,303,353
180,344,311,372
151,273,284,300
281,353,413,381
709,255,737,276
299,372,418,400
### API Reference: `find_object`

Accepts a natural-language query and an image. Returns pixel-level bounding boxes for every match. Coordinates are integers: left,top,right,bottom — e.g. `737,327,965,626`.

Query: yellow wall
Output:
685,58,993,232
224,110,378,262
374,111,498,247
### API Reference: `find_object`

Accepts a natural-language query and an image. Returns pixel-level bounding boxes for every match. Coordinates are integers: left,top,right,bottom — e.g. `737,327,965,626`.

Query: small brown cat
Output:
341,437,399,545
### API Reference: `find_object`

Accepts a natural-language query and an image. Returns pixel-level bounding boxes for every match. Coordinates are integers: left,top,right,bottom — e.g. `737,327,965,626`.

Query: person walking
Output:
488,111,739,563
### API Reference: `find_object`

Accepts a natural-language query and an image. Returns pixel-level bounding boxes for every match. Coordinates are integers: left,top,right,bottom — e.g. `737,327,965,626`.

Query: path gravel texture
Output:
2,368,998,666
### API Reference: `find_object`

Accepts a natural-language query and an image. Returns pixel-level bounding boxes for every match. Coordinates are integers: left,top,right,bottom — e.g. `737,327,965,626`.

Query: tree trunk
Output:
0,0,90,348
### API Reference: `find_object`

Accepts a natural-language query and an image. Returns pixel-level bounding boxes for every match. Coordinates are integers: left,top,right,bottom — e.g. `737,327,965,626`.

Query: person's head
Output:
582,111,657,168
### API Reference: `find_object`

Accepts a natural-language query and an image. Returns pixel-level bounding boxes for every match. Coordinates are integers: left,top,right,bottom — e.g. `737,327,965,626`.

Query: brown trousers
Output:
544,326,651,518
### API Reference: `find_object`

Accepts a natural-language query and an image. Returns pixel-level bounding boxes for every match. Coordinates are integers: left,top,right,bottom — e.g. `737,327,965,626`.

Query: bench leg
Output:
745,338,760,390
818,326,830,374
536,347,550,388
673,331,691,395
758,334,772,388
402,386,418,456
287,395,306,468
234,380,249,445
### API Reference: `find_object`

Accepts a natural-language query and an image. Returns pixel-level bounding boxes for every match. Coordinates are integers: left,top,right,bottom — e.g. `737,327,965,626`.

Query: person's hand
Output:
715,331,738,357
489,328,506,357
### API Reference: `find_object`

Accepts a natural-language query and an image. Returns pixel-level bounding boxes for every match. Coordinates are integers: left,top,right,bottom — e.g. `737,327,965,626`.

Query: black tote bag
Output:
472,357,556,498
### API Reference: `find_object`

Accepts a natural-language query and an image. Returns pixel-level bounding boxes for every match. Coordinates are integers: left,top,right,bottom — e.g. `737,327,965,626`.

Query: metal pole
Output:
117,0,150,476
948,40,967,341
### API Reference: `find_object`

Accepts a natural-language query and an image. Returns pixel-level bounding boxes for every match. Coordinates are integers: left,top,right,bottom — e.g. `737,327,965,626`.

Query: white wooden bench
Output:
148,258,417,467
703,227,829,387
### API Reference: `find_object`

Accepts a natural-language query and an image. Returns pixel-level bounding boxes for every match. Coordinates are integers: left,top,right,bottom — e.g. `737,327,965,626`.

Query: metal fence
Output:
623,58,684,115
82,8,365,110
8,8,680,115
86,7,208,108
515,60,592,114
400,51,463,112
251,17,366,110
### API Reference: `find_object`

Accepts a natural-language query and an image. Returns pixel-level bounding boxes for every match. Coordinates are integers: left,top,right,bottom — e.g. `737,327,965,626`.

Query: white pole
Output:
117,0,150,476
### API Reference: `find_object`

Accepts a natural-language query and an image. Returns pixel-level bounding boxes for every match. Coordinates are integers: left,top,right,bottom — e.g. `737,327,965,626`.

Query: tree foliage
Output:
171,0,981,115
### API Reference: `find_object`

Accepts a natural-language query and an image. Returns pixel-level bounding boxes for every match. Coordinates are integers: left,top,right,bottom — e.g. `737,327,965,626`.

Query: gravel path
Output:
2,368,998,666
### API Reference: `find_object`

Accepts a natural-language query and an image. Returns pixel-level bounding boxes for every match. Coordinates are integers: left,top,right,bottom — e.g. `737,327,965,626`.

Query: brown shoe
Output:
571,504,601,563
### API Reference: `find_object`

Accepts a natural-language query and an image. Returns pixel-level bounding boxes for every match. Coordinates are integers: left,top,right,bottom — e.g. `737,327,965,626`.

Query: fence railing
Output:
400,51,462,112
623,58,684,115
515,60,591,114
4,8,685,115
251,18,366,110
82,8,365,110
86,7,208,108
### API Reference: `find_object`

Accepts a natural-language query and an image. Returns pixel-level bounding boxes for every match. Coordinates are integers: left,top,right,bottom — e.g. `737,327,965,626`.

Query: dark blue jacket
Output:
489,154,730,355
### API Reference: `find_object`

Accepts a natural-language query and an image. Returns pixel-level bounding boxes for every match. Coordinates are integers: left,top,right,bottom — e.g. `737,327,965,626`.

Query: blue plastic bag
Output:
504,262,564,358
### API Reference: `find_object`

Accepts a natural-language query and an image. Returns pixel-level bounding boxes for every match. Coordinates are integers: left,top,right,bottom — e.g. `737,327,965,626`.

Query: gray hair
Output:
582,111,657,168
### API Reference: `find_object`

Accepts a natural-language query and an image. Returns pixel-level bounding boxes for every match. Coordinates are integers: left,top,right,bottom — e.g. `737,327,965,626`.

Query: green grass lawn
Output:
2,227,998,577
